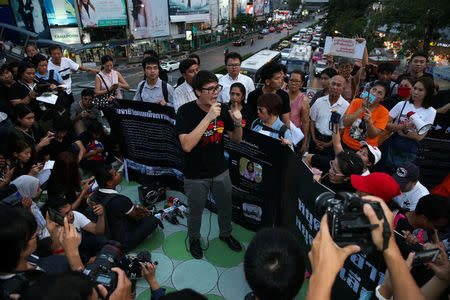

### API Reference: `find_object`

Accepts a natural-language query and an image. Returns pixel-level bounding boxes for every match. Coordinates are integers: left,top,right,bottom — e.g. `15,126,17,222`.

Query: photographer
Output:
306,195,425,300
0,207,83,299
70,88,102,137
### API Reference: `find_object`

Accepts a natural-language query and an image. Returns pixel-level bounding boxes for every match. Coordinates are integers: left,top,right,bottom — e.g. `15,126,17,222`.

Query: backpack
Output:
138,80,168,103
252,119,288,139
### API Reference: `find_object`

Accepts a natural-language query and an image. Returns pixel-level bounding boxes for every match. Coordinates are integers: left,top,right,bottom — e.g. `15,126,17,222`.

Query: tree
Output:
288,0,302,11
324,0,373,37
370,0,450,55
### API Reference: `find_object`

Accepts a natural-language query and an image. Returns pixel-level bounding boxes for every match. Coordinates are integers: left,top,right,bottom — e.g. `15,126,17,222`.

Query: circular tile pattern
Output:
232,223,255,243
131,229,165,253
163,231,203,261
172,260,218,294
136,286,176,300
152,252,173,285
204,238,245,268
218,266,252,300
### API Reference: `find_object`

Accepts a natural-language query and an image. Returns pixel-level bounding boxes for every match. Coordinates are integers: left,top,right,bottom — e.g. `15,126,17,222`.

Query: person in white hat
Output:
306,123,381,176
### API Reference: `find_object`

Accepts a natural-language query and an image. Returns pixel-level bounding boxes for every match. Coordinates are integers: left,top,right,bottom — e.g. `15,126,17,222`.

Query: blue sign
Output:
43,0,77,26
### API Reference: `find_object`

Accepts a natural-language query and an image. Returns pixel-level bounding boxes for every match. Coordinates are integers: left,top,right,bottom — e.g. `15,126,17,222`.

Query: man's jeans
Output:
184,169,233,240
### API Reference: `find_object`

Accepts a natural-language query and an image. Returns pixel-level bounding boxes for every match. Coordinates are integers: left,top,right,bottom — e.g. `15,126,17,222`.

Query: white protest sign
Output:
324,36,366,59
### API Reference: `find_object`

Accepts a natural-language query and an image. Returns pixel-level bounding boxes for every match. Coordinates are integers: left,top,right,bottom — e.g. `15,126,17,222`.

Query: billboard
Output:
76,0,128,28
50,27,81,44
9,0,51,39
254,0,264,16
43,0,77,26
128,0,169,39
169,0,209,23
263,0,270,14
218,0,229,23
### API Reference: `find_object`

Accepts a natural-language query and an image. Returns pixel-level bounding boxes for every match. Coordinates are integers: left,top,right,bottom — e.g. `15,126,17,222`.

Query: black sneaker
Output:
219,235,242,252
189,238,203,259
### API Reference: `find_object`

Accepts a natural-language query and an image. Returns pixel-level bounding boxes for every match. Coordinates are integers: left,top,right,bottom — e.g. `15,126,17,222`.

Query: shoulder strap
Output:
49,69,54,81
162,81,168,103
394,101,408,124
278,125,287,139
97,73,110,93
139,81,145,101
253,119,287,138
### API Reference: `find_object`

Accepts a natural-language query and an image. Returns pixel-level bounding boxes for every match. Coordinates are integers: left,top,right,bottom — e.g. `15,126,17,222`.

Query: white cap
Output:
360,141,381,165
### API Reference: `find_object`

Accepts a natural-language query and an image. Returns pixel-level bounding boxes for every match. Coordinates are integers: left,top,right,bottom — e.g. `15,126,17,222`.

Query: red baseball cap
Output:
351,172,401,202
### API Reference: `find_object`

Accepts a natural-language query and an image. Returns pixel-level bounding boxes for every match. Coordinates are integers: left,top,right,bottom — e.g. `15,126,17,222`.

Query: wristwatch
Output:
375,285,392,300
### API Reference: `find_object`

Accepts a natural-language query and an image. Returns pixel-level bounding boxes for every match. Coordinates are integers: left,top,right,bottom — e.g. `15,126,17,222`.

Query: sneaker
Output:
189,238,203,259
219,235,242,252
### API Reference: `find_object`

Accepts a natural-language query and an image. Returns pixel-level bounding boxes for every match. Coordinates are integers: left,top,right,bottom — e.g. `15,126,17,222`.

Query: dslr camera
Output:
83,241,156,297
315,192,391,253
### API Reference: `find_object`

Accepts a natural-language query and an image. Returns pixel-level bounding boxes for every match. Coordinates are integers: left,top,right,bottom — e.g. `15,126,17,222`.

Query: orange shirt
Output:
342,98,389,149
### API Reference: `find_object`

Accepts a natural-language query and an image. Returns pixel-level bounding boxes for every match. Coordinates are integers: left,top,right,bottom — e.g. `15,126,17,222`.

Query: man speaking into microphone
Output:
176,70,243,259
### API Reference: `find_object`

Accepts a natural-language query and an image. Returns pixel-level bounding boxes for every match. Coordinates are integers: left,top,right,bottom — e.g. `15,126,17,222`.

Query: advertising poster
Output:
9,0,51,39
253,0,264,16
218,0,229,23
76,0,127,28
207,129,284,231
263,0,270,15
0,3,16,26
128,0,169,39
169,0,209,22
43,0,77,26
50,27,81,44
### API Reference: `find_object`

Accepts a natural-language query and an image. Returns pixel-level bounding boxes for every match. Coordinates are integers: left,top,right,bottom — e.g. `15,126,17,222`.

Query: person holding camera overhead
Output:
380,77,436,172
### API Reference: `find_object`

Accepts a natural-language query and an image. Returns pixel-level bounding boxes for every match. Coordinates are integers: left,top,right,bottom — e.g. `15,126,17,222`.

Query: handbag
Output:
93,73,116,109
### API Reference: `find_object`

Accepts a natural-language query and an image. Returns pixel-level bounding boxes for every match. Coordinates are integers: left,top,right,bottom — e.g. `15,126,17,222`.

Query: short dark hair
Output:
321,67,338,78
179,58,197,74
48,44,62,54
188,53,200,65
411,77,434,109
191,70,218,92
144,49,158,58
411,52,428,62
0,64,10,75
31,53,47,68
225,52,242,65
142,56,160,69
43,195,69,216
372,80,390,100
337,151,364,177
230,82,246,98
377,62,395,74
0,206,37,272
95,164,114,189
257,93,283,115
415,194,450,224
21,271,96,300
244,228,306,300
290,69,305,82
160,289,207,300
17,62,35,79
11,103,33,126
81,88,95,98
260,62,283,83
25,44,37,51
101,55,114,66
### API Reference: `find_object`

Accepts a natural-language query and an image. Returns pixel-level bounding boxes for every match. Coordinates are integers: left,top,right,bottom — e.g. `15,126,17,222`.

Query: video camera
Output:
83,241,157,298
315,192,391,253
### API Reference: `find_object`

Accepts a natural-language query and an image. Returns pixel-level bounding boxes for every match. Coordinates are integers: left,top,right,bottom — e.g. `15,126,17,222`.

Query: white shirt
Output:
133,78,174,106
48,57,79,94
310,95,350,136
80,4,97,27
393,181,429,210
389,101,436,133
174,81,197,113
218,73,255,103
73,211,91,232
362,169,370,176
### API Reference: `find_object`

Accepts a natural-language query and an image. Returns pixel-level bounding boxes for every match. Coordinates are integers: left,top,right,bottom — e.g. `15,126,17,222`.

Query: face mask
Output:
398,87,411,98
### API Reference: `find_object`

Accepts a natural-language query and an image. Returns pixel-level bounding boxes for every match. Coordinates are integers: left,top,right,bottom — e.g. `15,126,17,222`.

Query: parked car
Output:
269,27,276,32
300,28,307,34
300,38,309,43
160,60,180,72
280,40,290,48
291,35,301,42
307,28,313,34
287,25,293,30
233,39,246,46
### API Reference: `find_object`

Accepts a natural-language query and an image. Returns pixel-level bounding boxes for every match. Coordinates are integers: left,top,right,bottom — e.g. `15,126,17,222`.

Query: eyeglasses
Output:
202,84,223,94
227,64,241,68
257,106,266,112
329,160,345,177
145,66,159,71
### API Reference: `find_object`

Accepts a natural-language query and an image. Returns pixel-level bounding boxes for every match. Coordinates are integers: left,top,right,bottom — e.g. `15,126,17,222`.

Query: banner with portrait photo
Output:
43,0,77,26
169,0,209,22
253,0,264,16
128,0,170,39
263,0,270,14
77,0,127,28
10,0,51,39
218,0,229,23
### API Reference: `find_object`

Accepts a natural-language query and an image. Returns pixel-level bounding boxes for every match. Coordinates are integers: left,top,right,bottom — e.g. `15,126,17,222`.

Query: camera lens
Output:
314,192,336,216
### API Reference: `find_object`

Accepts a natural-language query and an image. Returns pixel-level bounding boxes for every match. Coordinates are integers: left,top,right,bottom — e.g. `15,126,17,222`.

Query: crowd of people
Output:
0,43,449,300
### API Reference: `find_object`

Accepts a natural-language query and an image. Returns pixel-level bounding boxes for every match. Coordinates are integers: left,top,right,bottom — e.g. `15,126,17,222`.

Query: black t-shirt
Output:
0,82,11,115
7,81,42,118
96,191,134,244
246,87,291,125
176,101,234,179
321,176,355,193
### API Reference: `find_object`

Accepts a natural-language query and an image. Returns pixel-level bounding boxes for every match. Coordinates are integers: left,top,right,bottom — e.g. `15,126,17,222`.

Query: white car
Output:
291,35,301,42
160,60,180,72
300,28,307,34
